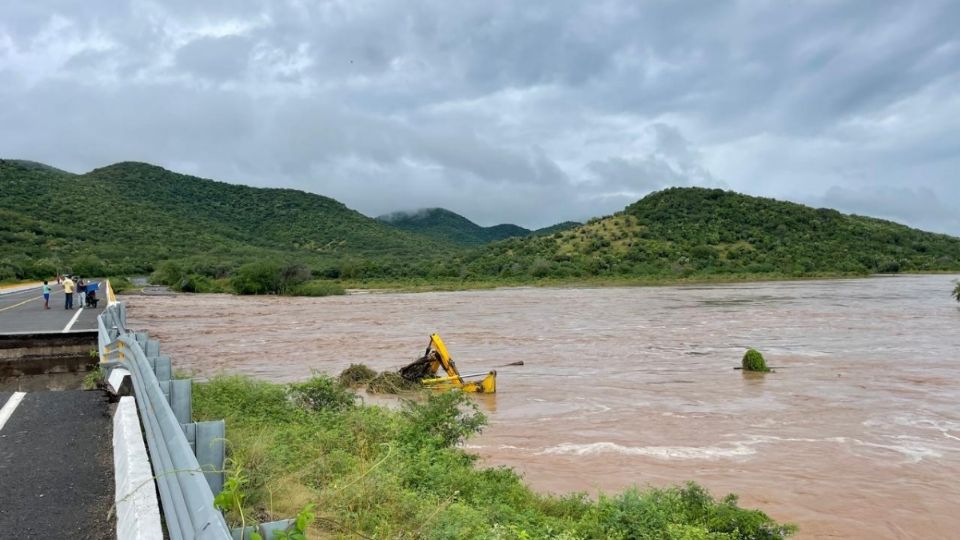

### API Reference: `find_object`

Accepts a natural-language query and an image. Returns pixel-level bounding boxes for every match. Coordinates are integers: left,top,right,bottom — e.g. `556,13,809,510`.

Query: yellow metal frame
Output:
419,334,496,393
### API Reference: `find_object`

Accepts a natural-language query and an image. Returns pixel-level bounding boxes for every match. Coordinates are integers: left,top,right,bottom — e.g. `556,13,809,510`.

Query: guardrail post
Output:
152,355,172,382
167,379,192,424
182,420,226,495
145,338,161,359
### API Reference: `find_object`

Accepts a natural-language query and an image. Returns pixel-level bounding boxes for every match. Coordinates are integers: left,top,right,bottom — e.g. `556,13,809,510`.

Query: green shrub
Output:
278,263,311,293
151,260,184,286
952,280,960,303
289,375,357,412
82,366,105,390
742,349,770,372
108,276,135,293
285,279,346,297
71,254,107,277
29,258,60,279
177,273,223,293
876,260,901,273
338,363,378,387
400,391,486,448
231,261,282,295
0,265,17,282
528,257,553,278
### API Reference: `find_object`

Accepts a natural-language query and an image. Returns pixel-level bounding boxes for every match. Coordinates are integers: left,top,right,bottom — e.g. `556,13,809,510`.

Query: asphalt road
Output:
0,283,104,335
0,390,115,539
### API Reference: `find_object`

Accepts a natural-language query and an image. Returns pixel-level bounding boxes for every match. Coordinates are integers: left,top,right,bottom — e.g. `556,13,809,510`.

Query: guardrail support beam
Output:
182,420,226,495
145,338,161,359
150,355,172,382
161,379,192,424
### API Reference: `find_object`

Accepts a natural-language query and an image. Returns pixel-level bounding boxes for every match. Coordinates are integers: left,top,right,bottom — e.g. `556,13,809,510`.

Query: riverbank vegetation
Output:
194,375,796,539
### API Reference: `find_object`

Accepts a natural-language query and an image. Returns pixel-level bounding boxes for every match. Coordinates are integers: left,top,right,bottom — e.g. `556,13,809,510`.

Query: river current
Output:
126,275,960,539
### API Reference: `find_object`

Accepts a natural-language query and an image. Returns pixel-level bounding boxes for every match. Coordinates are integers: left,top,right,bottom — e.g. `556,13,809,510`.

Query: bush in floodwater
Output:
742,349,770,372
338,363,378,387
231,261,282,295
367,371,419,394
285,279,346,297
952,280,960,303
177,273,224,293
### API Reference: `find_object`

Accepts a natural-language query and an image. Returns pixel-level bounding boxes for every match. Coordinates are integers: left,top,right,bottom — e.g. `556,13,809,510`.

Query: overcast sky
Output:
2,1,958,233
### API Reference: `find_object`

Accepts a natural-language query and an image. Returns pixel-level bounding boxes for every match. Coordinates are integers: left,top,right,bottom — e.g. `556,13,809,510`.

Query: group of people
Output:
44,275,97,310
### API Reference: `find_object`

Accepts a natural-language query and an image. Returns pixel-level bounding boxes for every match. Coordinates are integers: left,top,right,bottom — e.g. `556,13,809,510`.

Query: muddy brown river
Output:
125,275,960,539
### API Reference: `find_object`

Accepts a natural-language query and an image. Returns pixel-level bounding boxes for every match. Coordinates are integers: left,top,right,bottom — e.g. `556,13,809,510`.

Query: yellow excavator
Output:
399,333,497,393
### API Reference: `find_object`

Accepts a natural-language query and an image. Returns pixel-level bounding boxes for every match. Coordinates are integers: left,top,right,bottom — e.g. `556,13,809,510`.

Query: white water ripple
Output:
537,441,756,460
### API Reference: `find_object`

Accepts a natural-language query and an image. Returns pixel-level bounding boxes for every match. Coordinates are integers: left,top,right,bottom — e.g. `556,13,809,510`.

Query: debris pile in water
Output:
338,363,377,387
367,371,419,394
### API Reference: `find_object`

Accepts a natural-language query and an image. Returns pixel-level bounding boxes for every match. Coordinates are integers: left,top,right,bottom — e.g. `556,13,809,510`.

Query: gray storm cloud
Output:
0,0,958,232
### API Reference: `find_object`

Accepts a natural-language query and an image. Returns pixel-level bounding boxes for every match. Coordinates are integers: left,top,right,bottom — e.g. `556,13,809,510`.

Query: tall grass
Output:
194,375,796,539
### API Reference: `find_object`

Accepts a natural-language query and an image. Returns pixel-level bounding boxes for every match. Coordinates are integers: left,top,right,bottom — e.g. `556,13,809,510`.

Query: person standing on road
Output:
76,276,86,306
42,280,51,309
63,275,75,309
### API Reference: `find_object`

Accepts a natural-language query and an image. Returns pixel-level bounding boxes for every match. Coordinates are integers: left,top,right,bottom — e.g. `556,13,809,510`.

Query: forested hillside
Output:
455,187,960,279
532,221,582,237
0,160,444,280
377,208,526,246
377,208,579,246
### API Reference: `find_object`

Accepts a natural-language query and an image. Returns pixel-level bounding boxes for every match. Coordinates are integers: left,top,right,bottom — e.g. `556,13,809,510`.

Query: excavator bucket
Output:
399,333,497,393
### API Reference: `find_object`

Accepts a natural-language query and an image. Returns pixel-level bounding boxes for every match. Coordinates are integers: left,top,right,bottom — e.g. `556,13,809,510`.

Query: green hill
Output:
0,160,443,280
377,208,580,246
532,221,581,236
377,208,530,246
457,187,960,279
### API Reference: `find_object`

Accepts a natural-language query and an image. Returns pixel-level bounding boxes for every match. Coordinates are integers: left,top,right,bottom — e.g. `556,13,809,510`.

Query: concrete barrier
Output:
113,396,163,540
108,367,132,396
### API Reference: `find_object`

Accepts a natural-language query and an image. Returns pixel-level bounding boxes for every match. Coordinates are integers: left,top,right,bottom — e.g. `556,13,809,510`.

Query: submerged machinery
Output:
399,333,497,393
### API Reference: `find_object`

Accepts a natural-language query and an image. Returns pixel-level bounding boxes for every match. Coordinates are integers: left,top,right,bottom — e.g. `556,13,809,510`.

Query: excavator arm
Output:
399,334,496,393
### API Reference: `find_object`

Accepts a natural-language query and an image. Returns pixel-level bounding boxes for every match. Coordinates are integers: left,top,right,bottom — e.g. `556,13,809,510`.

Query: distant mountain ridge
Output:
377,207,580,246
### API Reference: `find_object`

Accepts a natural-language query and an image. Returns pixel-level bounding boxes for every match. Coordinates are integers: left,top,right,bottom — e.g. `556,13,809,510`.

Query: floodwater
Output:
125,275,960,539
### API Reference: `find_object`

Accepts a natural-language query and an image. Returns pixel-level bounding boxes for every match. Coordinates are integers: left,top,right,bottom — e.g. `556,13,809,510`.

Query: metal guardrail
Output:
99,297,232,540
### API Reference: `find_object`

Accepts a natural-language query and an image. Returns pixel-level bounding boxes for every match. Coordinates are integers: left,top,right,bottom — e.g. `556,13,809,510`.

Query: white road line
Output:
0,284,42,297
0,296,40,314
63,307,84,333
0,392,27,432
0,287,40,298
